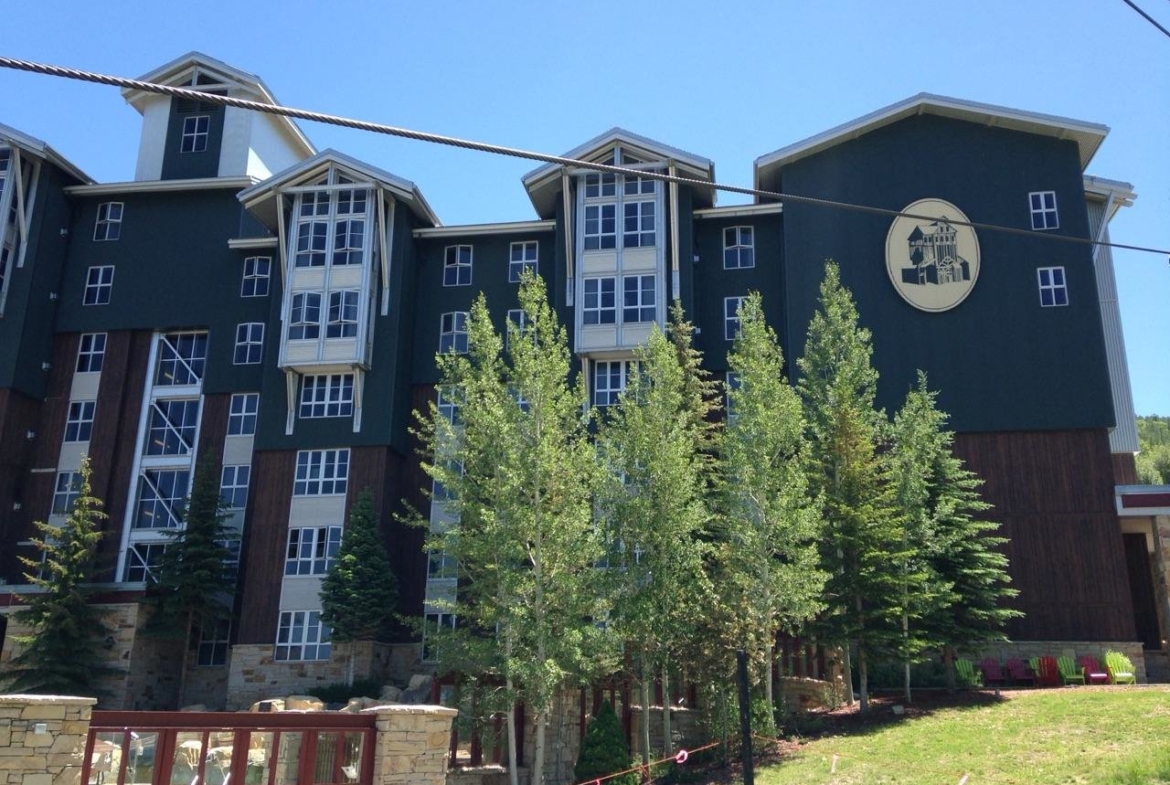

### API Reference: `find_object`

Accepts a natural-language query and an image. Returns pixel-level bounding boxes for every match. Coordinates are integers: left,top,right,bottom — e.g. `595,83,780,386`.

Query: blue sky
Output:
4,0,1167,414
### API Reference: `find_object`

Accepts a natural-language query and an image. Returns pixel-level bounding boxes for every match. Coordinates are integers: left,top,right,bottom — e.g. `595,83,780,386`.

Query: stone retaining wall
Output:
975,641,1148,683
0,695,96,785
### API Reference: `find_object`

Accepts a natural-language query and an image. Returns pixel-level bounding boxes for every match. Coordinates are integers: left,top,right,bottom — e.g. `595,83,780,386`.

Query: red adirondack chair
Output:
1005,658,1035,686
979,657,1006,687
1079,655,1110,685
1035,655,1061,687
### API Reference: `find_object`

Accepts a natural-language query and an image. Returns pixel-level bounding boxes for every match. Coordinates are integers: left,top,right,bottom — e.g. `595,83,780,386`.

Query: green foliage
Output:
148,455,235,639
3,456,114,696
574,702,638,785
796,261,907,707
1136,415,1170,484
716,292,825,697
321,489,399,642
309,678,386,704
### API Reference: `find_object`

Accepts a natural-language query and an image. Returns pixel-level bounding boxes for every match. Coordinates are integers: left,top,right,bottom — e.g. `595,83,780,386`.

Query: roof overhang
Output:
1083,175,1137,224
239,149,439,229
521,127,715,219
0,122,93,185
121,52,315,159
754,93,1109,194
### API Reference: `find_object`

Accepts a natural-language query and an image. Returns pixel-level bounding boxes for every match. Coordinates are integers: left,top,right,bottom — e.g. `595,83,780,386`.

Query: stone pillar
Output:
1153,514,1170,650
362,704,458,785
0,695,97,785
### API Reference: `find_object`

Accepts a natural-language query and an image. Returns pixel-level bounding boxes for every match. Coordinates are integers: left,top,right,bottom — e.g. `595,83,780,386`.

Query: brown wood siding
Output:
346,444,426,635
89,331,153,581
196,393,230,475
0,389,43,582
954,429,1136,642
236,449,295,645
1123,533,1162,649
1112,452,1138,486
29,333,79,468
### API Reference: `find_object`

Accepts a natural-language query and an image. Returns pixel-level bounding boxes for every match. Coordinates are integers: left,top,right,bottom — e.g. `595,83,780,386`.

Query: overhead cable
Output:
0,54,1165,257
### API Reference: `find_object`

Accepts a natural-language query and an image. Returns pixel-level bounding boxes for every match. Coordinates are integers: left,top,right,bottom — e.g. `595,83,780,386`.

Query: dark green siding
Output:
778,114,1113,432
160,99,226,181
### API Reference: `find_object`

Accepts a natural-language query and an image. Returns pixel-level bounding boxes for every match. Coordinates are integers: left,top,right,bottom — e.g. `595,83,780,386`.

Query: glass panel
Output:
89,732,124,785
127,731,160,785
274,733,302,785
341,734,362,784
204,732,236,785
171,732,205,785
314,733,338,784
245,732,274,785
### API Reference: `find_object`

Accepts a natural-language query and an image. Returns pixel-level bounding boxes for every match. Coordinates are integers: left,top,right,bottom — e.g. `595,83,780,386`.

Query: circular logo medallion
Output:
885,199,980,312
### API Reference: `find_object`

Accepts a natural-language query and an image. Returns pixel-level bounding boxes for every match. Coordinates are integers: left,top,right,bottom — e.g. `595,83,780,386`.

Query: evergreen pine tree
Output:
147,454,235,705
320,489,400,644
796,261,907,711
3,456,113,696
574,702,637,785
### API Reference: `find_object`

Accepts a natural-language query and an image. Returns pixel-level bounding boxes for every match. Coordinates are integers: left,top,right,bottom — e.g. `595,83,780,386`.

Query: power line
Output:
1,54,1166,258
1118,0,1170,38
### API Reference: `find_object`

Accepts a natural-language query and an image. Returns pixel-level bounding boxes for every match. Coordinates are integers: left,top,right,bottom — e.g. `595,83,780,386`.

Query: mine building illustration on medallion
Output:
885,198,981,312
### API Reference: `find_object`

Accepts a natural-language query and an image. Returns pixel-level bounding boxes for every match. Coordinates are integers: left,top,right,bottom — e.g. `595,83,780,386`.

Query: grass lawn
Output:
753,686,1170,784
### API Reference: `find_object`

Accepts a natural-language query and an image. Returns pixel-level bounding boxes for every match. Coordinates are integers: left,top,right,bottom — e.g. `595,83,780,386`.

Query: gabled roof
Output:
121,52,315,159
522,127,716,218
239,149,439,228
0,122,93,185
755,93,1109,193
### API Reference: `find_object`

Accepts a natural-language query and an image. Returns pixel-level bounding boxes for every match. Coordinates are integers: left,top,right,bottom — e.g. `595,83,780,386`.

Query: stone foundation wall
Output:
777,677,842,712
975,641,1148,683
0,695,96,785
626,704,704,760
225,642,400,709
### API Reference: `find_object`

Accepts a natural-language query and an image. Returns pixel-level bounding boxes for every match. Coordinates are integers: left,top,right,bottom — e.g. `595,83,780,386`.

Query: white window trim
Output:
439,311,469,354
1037,266,1069,308
326,290,360,339
227,392,259,437
284,525,342,576
275,610,332,662
180,115,210,154
509,241,538,283
93,202,122,242
234,323,264,365
443,245,473,287
725,296,745,341
582,276,617,325
83,265,114,306
289,292,322,341
299,374,355,418
723,226,755,269
293,448,350,496
621,274,656,324
241,256,271,297
219,464,251,510
76,333,107,374
1029,191,1059,231
593,360,634,407
64,400,96,443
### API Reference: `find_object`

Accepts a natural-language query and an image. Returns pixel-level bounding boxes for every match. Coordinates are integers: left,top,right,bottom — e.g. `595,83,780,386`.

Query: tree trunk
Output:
177,610,193,709
661,666,672,755
346,645,356,687
640,654,652,774
505,686,520,785
943,645,956,695
764,639,775,730
902,611,911,704
842,645,855,707
857,643,869,713
533,709,547,785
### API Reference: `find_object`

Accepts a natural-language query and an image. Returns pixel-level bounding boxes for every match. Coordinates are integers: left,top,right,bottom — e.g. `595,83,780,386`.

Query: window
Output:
509,241,538,282
293,183,370,268
725,296,745,341
241,257,271,297
228,393,258,436
234,323,264,365
123,542,167,583
428,551,457,580
93,202,122,241
220,465,251,510
583,277,616,325
1038,266,1069,307
294,449,349,496
583,204,616,251
624,174,655,196
436,386,462,425
439,312,469,354
300,374,354,418
180,115,210,153
275,610,331,661
52,471,82,515
622,200,656,248
326,290,359,338
83,266,114,306
289,292,322,340
155,332,208,385
584,171,617,198
593,360,633,407
622,275,656,323
220,537,242,584
724,226,755,269
1029,191,1059,230
64,401,96,443
422,612,456,662
145,399,200,456
506,309,529,351
285,526,342,576
196,619,231,667
76,333,107,373
443,245,473,287
134,468,190,529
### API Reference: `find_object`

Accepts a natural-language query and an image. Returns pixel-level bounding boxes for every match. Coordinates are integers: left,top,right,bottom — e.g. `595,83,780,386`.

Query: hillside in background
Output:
1137,415,1170,485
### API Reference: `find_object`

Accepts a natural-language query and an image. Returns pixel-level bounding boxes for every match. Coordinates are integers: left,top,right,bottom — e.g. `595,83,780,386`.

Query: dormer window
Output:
180,116,210,153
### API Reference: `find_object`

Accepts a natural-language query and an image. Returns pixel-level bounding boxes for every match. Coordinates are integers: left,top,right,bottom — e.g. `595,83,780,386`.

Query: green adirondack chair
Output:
1057,655,1085,685
1104,651,1137,685
955,658,981,688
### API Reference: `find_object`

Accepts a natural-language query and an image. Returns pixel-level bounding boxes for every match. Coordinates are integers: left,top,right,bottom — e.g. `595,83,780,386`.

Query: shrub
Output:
311,678,386,705
575,702,638,785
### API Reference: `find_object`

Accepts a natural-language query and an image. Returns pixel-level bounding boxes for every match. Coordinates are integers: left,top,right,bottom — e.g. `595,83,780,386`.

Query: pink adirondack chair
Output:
1005,658,1035,686
979,657,1006,687
1079,655,1110,685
